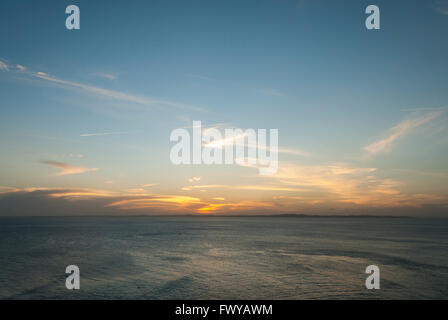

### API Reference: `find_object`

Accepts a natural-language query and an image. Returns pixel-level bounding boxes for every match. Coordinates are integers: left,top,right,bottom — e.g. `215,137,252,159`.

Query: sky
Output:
0,0,447,216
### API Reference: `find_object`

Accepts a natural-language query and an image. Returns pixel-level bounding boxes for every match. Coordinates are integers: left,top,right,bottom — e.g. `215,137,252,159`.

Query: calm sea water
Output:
0,216,447,299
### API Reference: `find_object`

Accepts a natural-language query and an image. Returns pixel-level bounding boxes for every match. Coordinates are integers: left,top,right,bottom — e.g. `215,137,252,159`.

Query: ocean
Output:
0,216,447,299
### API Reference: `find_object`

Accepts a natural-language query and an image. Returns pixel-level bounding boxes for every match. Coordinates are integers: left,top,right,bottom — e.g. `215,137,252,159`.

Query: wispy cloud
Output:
0,61,9,71
48,152,84,159
3,59,206,112
278,147,312,157
32,71,205,112
181,184,300,192
265,162,411,207
80,131,129,137
364,110,444,155
143,183,159,187
202,130,311,157
40,161,98,176
182,122,234,130
92,72,117,81
66,153,84,158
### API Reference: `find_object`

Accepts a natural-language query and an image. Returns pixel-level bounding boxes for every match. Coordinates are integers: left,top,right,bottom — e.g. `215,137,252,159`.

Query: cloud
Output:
201,129,310,157
40,161,99,176
67,153,84,158
180,161,448,214
0,186,17,194
80,131,129,137
2,59,206,112
188,177,201,182
364,110,444,155
261,162,447,210
182,122,234,130
0,61,9,71
0,188,119,216
0,187,272,216
92,72,117,80
181,184,300,192
16,64,26,71
106,195,202,210
124,188,148,194
197,200,275,213
143,183,159,187
43,152,84,159
278,147,312,157
32,71,205,112
0,185,447,216
270,163,390,205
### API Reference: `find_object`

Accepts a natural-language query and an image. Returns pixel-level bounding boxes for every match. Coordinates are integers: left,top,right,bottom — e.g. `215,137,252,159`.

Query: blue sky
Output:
0,0,447,215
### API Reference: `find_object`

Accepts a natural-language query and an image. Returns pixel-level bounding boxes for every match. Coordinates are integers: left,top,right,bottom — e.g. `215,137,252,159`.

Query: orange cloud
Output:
106,195,202,211
197,200,275,213
0,185,447,216
268,163,407,207
181,184,299,192
41,161,98,176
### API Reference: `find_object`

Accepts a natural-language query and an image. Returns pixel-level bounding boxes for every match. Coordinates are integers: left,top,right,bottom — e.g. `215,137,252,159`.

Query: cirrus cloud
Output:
364,109,444,155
